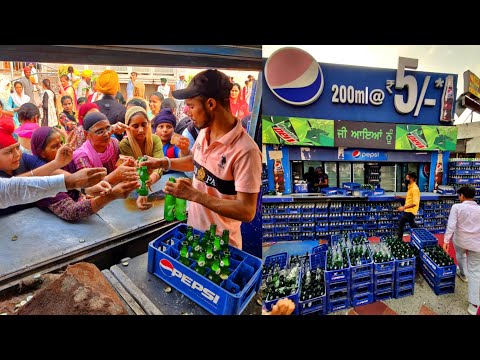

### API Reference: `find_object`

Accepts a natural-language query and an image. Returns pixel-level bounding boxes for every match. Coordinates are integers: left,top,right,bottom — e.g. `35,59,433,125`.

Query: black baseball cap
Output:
172,69,232,100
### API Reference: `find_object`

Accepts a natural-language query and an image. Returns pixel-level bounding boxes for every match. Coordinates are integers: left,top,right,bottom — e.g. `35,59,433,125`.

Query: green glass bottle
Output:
205,242,214,268
194,253,207,276
207,255,222,285
209,223,217,238
221,230,230,252
179,241,190,267
191,235,202,260
185,226,194,246
220,250,231,281
213,235,221,254
136,156,150,196
175,196,187,221
164,177,176,221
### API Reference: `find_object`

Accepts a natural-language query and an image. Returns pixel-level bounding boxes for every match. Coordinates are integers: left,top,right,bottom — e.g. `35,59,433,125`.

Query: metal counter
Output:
0,172,188,290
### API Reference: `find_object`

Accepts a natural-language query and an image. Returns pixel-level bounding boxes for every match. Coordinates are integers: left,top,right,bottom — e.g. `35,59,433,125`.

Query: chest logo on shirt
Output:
197,167,207,182
218,155,226,169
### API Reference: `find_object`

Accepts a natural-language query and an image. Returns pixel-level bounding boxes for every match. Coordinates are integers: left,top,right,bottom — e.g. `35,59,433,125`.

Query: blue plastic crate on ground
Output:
396,267,415,282
421,268,455,296
394,283,415,299
148,224,262,315
325,266,350,283
351,292,374,307
327,287,351,313
420,249,456,278
421,263,455,287
374,288,395,302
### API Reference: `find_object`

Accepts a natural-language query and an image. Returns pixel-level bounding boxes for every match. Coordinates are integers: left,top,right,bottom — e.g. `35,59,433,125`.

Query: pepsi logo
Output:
160,259,174,277
352,150,361,158
265,47,324,106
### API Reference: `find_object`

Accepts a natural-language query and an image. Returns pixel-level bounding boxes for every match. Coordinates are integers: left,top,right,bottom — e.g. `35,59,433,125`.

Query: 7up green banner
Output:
262,115,334,146
395,125,457,151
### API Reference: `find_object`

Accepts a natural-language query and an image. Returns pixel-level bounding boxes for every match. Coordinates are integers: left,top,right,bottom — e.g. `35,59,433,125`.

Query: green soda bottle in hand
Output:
164,177,176,221
137,156,150,196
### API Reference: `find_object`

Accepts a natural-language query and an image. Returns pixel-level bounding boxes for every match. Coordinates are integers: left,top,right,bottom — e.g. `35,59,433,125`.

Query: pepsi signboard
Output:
344,149,388,161
263,48,457,126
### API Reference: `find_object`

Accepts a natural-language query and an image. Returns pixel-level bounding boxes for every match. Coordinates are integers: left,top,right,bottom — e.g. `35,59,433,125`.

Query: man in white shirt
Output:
444,185,480,315
126,72,137,101
157,78,170,99
0,168,109,209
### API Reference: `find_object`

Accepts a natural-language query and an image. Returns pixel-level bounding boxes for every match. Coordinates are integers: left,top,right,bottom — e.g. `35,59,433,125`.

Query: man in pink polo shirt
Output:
140,69,261,250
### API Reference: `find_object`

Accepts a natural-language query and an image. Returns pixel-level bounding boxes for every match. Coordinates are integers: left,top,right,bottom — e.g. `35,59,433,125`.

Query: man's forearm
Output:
170,155,194,172
191,191,257,223
0,175,66,209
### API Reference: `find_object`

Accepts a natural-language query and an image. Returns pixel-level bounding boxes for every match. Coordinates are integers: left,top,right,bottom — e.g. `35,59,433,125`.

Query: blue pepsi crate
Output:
377,213,392,221
365,213,377,221
420,248,456,278
329,224,344,232
336,188,352,196
375,280,394,293
373,259,395,275
262,216,275,224
347,232,369,242
329,234,346,246
325,264,350,284
315,225,329,232
328,214,343,221
299,251,327,315
394,285,414,299
411,228,438,243
351,292,374,307
312,243,328,254
373,188,385,196
448,169,471,175
411,235,437,249
315,206,330,214
264,252,289,271
374,272,394,284
375,288,394,302
148,224,262,315
421,268,455,296
327,297,350,313
342,182,361,190
263,268,302,314
352,274,373,288
395,267,415,282
394,255,416,271
301,224,315,232
420,263,455,287
364,223,378,230
321,187,338,195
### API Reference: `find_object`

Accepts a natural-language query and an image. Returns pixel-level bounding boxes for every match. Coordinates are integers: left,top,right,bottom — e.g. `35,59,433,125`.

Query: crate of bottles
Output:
370,243,395,274
421,265,455,296
382,236,417,271
420,245,456,278
263,252,289,278
325,246,350,283
298,252,327,315
147,224,262,315
263,266,302,314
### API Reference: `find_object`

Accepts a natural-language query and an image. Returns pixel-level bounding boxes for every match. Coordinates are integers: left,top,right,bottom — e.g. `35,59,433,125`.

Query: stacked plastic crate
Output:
348,232,374,307
371,239,396,301
298,247,327,315
325,234,351,313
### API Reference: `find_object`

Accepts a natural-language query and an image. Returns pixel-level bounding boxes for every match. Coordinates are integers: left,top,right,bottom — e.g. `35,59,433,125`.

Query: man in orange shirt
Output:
395,171,420,241
140,69,262,250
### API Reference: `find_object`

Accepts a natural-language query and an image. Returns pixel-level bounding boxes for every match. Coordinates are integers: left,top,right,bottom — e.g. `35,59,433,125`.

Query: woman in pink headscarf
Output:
14,103,40,155
30,126,136,221
73,111,138,186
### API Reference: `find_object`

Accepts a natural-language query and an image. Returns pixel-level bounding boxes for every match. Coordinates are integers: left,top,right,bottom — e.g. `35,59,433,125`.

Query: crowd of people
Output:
0,65,261,251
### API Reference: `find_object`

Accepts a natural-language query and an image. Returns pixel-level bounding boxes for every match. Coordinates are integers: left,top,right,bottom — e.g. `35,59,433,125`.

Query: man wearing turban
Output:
94,70,127,141
76,69,93,99
157,77,170,100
